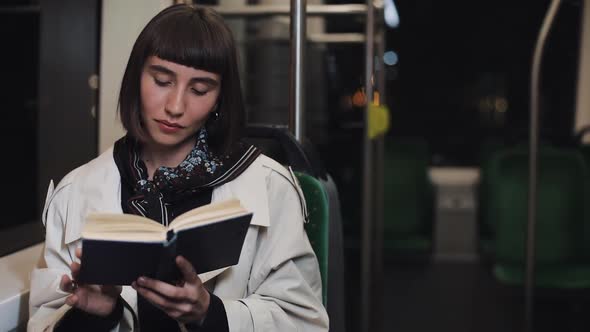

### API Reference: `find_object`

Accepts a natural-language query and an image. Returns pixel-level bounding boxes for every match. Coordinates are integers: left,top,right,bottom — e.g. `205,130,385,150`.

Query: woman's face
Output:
139,56,221,151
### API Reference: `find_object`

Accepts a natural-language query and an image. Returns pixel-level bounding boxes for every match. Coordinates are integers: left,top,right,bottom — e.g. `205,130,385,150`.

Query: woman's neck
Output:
142,140,194,180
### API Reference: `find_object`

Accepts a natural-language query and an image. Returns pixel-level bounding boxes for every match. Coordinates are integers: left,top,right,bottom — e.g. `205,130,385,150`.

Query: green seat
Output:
486,146,590,288
580,145,590,167
295,172,329,305
382,138,434,256
477,138,507,258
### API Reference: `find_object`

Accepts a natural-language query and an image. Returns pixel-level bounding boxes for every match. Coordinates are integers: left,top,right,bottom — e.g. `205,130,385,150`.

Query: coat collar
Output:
61,149,270,282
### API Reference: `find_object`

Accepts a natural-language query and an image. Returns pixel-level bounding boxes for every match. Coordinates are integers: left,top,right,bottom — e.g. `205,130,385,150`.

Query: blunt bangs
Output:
146,8,230,76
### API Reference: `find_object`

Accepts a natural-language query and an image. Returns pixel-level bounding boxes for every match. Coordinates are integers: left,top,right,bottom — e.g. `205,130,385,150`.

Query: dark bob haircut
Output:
118,4,244,154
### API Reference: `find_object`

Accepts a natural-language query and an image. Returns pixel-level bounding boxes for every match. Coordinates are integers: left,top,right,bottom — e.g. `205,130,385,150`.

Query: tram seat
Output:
580,145,590,166
575,125,590,166
383,137,434,258
295,172,330,304
484,146,590,288
244,125,347,331
477,138,507,259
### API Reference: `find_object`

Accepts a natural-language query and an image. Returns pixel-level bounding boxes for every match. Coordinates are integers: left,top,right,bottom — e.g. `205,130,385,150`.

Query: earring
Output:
213,103,219,120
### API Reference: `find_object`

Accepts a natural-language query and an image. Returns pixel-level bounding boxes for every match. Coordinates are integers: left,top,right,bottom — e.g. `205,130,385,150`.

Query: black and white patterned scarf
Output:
113,128,260,225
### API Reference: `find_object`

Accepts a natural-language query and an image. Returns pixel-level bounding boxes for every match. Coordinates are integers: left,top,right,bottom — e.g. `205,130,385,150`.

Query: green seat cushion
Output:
383,138,433,255
486,146,590,288
494,264,590,289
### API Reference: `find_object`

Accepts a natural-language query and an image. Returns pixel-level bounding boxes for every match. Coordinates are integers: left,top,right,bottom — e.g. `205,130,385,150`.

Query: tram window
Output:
385,0,582,166
0,4,44,257
0,0,99,257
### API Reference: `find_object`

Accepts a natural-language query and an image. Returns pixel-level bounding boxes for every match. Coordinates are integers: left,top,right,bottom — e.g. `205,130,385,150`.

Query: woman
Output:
28,4,328,331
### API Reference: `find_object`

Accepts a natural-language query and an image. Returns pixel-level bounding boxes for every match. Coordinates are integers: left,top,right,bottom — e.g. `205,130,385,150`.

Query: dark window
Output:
0,4,43,255
385,0,582,166
0,0,100,257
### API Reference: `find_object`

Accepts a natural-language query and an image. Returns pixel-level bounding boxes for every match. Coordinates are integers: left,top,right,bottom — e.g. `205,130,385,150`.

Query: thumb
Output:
176,256,199,284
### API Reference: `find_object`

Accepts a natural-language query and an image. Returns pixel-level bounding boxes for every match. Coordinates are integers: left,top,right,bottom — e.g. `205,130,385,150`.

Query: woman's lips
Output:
156,120,184,133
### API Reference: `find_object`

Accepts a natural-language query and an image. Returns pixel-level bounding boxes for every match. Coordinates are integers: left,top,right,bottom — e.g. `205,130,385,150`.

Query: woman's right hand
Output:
59,247,122,317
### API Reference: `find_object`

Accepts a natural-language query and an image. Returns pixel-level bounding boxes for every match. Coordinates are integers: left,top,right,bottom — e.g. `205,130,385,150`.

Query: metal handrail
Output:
232,33,365,44
198,4,368,17
525,1,562,332
308,33,365,44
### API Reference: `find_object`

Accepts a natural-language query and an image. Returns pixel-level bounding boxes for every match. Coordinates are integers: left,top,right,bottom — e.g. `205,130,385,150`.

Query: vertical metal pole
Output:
525,1,561,331
289,0,306,141
361,0,375,331
372,20,386,332
574,0,590,136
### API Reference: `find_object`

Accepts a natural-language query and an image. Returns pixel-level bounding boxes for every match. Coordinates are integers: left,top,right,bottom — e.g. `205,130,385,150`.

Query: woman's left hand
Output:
132,256,210,324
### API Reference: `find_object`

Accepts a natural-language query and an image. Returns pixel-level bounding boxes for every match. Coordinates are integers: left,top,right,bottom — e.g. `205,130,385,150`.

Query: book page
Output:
170,198,248,231
170,199,240,224
171,210,251,232
82,213,166,241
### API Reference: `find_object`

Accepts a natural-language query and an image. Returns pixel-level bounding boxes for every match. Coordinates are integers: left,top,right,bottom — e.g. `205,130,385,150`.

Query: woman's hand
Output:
59,247,122,317
131,256,211,324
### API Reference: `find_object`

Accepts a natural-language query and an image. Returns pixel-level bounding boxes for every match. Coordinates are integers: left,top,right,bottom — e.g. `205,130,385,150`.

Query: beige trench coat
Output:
27,148,329,331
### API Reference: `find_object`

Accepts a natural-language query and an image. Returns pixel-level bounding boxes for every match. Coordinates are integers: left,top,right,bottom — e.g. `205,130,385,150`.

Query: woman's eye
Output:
154,77,171,86
191,88,207,96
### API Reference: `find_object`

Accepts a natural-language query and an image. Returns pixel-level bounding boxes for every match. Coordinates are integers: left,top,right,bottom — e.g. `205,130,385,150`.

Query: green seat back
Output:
580,145,590,168
295,172,329,305
478,138,506,256
382,138,433,253
579,144,590,254
487,146,590,287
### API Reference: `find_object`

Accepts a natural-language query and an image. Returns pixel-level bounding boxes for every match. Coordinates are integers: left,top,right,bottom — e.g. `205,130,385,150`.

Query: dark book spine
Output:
155,230,181,284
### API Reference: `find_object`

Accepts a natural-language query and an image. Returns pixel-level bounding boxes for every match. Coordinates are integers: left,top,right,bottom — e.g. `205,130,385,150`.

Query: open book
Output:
77,198,253,285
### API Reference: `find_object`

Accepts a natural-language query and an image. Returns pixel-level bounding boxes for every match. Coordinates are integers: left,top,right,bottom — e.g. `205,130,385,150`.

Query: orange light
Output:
352,88,367,107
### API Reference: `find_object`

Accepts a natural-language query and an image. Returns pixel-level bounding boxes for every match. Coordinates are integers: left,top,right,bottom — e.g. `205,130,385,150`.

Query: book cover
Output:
77,199,252,285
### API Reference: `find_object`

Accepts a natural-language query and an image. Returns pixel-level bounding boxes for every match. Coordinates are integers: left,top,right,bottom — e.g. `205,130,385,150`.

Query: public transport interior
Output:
0,0,589,331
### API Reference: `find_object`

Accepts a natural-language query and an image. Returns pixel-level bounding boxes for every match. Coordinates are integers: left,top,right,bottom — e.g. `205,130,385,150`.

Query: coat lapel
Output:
200,158,270,282
64,148,123,244
211,159,270,228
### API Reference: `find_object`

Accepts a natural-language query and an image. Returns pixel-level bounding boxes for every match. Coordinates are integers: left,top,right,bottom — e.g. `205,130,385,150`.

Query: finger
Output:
60,275,74,293
75,247,82,260
176,256,199,284
70,261,81,280
135,284,179,312
163,304,194,321
137,276,186,300
164,310,184,320
65,293,79,307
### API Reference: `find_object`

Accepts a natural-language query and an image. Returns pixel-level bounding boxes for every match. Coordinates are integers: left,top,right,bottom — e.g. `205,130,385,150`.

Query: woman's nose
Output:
165,87,184,116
